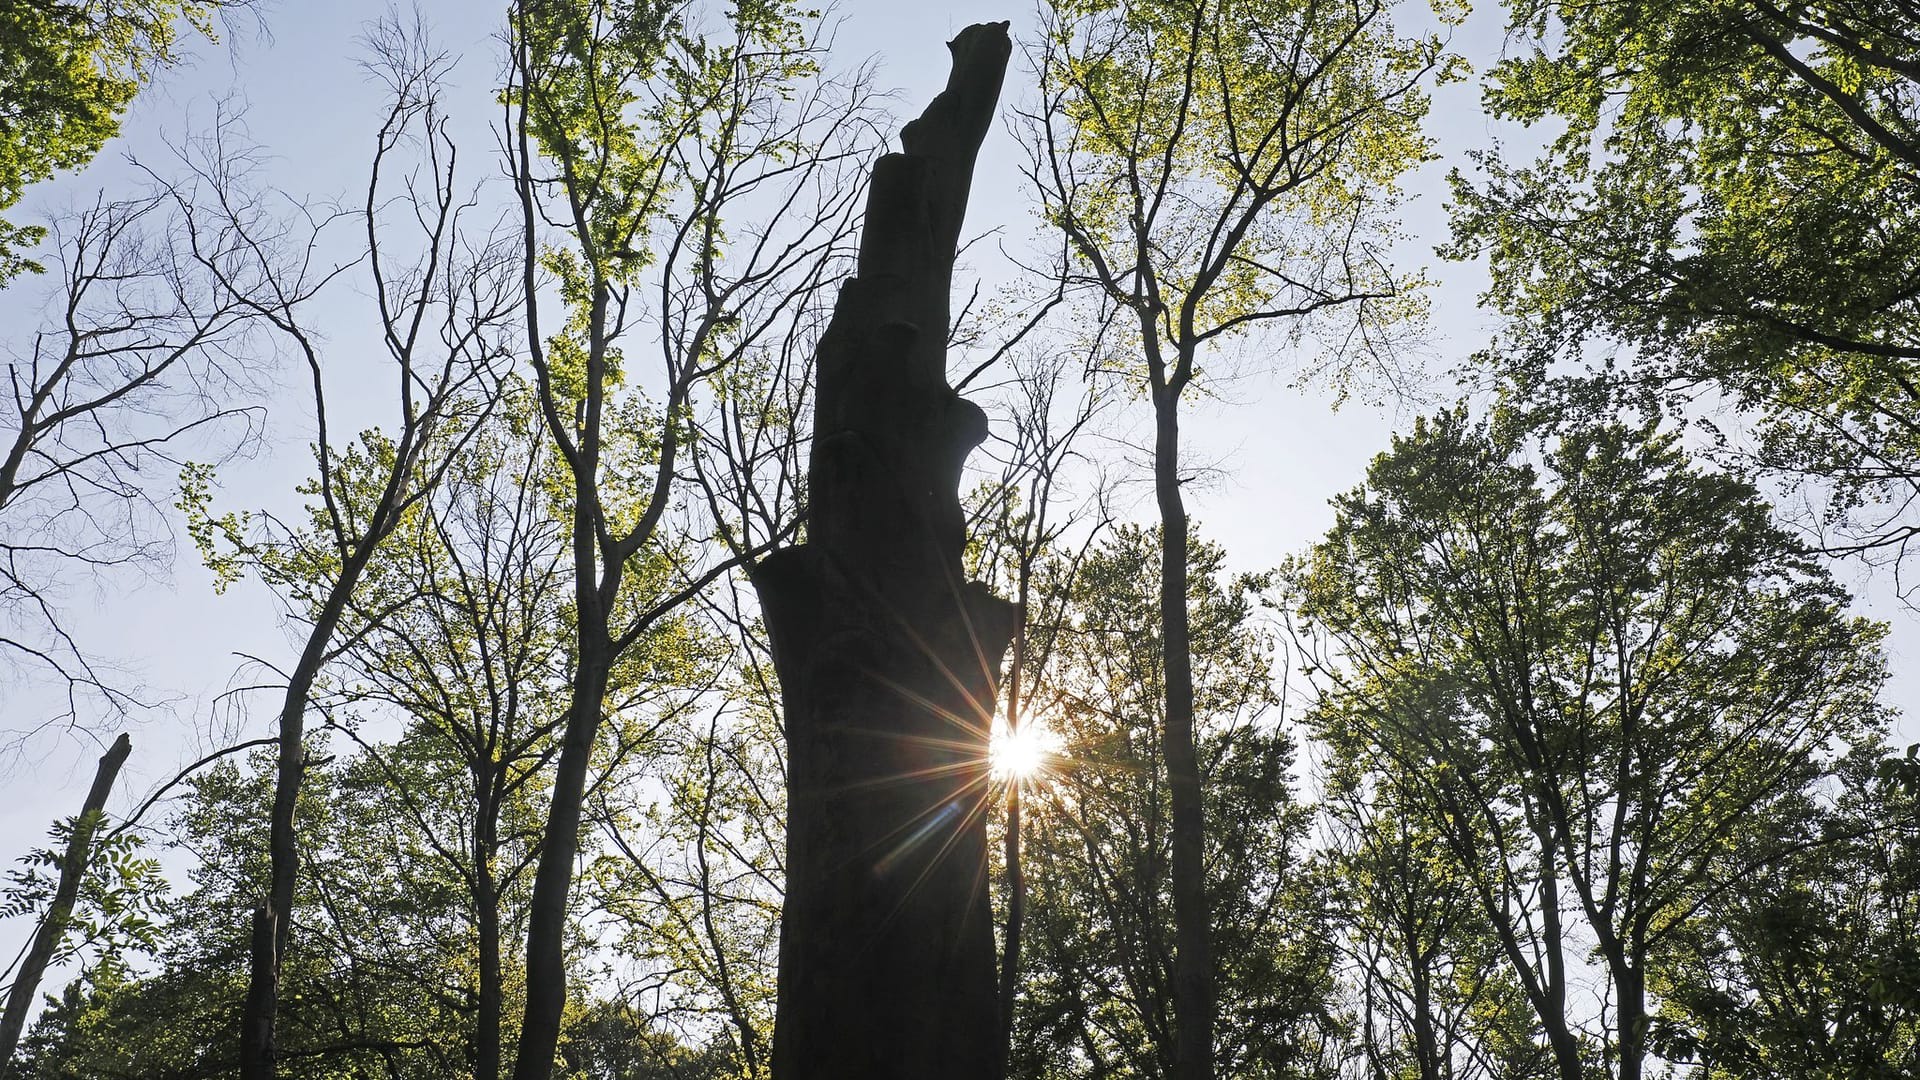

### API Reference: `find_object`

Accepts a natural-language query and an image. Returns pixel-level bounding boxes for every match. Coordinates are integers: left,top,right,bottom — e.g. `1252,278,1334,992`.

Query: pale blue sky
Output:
5,0,1914,954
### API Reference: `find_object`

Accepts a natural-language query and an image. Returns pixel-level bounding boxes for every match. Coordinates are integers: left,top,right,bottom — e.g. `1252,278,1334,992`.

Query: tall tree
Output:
964,342,1107,1066
1025,2,1449,1075
177,25,522,1076
1007,526,1342,1080
749,21,1020,1080
502,2,870,1075
328,392,574,1080
1293,410,1893,1080
1447,0,1920,569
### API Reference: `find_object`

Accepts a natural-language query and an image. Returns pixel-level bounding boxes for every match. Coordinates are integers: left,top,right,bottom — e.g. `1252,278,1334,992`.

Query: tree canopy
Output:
0,1,235,281
1450,0,1920,565
3,2,1920,1080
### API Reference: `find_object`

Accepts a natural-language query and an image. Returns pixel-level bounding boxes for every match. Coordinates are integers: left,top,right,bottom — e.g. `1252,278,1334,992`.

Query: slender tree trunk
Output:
510,56,626,1078
1409,935,1439,1080
242,598,355,1080
999,775,1025,1057
1153,385,1213,1080
475,780,503,1080
1361,962,1386,1080
1535,837,1583,1080
0,733,132,1064
753,23,1019,1080
239,489,414,1079
998,558,1034,1067
512,640,612,1080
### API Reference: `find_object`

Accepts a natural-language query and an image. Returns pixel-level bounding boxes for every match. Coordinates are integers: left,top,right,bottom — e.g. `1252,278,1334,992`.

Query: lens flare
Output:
989,716,1064,783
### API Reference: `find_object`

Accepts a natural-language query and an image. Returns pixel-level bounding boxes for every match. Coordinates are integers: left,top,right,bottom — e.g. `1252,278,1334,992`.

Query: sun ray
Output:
989,714,1064,784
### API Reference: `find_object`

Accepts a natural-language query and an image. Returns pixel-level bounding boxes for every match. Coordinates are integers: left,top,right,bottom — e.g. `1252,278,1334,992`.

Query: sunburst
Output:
989,715,1064,783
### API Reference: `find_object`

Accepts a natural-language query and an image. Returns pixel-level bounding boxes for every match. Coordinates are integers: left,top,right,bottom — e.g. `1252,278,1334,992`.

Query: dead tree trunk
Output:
752,23,1018,1080
0,733,132,1064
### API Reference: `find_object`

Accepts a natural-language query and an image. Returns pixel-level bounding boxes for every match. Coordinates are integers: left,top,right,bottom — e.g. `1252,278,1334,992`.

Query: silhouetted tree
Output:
751,21,1021,1080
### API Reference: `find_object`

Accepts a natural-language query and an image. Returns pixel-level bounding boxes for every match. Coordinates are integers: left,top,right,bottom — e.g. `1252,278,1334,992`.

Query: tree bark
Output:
241,551,372,1080
753,23,1018,1080
511,643,612,1080
1616,960,1645,1080
475,775,503,1080
0,732,132,1065
1153,386,1214,1080
998,535,1037,1068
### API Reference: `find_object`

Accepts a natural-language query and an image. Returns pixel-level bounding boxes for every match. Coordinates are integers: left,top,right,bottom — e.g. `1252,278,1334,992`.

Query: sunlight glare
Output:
989,716,1064,783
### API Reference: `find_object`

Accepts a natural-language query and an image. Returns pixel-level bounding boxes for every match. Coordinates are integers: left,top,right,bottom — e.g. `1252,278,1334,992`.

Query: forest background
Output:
20,0,1918,871
1,0,1916,1077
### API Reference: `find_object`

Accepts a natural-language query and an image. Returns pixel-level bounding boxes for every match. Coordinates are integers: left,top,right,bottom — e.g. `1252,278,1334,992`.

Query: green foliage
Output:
1293,408,1898,1076
509,0,822,408
1037,0,1455,395
557,999,738,1079
1010,526,1343,1080
1,819,164,970
13,954,241,1080
1322,788,1550,1080
1883,743,1920,797
16,750,465,1079
0,0,224,281
176,461,250,595
14,736,696,1080
1648,758,1920,1079
586,694,785,1080
1447,0,1920,558
184,414,476,625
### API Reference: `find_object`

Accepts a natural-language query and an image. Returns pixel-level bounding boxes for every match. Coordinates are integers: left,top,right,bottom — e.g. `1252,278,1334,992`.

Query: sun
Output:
989,716,1064,783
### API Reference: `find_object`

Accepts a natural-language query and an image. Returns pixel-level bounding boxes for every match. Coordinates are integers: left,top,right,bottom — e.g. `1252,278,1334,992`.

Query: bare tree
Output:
1,165,282,748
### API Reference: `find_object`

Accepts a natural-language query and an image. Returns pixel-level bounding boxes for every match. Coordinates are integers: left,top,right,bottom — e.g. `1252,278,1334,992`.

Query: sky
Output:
4,0,1917,965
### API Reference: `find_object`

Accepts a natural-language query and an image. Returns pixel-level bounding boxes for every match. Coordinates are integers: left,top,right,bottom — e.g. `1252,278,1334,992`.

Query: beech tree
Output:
168,26,523,1075
1320,765,1543,1080
1007,526,1341,1080
1294,411,1894,1080
1024,2,1451,1074
749,20,1020,1080
1648,756,1920,1076
325,394,574,1080
501,1,872,1074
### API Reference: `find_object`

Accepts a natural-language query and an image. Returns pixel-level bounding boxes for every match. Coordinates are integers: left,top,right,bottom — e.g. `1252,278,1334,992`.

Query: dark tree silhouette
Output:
752,22,1020,1080
0,732,131,1065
